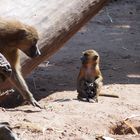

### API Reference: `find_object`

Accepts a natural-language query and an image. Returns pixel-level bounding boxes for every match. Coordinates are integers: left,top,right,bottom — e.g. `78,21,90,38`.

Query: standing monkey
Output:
0,18,41,108
77,49,118,102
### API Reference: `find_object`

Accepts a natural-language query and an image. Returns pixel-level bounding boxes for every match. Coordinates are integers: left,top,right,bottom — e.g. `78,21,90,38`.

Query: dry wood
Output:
0,0,108,90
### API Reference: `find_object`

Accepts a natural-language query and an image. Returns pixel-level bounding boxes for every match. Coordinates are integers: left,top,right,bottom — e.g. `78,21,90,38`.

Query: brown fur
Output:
0,18,41,108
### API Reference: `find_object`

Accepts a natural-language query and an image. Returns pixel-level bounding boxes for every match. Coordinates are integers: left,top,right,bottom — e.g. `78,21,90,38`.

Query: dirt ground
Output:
0,0,140,139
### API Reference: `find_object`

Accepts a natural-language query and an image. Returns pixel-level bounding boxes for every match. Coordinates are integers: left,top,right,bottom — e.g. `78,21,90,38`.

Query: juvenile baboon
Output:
77,49,118,102
0,53,12,83
0,18,41,108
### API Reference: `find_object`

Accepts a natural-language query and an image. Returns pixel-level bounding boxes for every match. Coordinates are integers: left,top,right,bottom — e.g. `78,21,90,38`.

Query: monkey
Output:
0,53,12,83
0,53,12,103
77,49,119,103
77,49,103,102
0,18,41,108
0,122,19,140
0,53,12,106
82,81,97,102
0,53,14,107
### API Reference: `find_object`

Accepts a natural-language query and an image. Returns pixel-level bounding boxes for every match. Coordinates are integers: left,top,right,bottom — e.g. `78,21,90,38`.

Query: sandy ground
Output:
0,0,140,139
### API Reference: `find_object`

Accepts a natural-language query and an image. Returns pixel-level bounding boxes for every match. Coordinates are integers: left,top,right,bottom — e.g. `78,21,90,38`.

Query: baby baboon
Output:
0,18,41,108
0,53,12,83
77,49,118,103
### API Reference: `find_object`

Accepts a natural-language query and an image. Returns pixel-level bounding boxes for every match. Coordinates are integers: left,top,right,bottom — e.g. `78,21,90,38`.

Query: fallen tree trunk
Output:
0,0,108,89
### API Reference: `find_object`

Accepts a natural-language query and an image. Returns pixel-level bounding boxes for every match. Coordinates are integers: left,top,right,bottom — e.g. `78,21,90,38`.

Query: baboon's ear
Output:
93,55,98,61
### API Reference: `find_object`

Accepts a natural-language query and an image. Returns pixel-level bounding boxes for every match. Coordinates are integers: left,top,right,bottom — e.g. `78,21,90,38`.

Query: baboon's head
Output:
17,25,41,58
81,50,99,67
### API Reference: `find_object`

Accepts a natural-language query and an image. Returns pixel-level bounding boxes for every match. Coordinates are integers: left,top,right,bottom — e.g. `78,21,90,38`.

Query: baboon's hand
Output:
94,78,103,88
30,98,42,109
24,98,42,109
94,80,99,87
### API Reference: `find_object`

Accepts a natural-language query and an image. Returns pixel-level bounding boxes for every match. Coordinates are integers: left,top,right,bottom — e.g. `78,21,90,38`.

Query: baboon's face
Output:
0,54,12,78
27,44,41,58
23,40,41,58
17,26,41,58
81,50,98,68
0,65,12,82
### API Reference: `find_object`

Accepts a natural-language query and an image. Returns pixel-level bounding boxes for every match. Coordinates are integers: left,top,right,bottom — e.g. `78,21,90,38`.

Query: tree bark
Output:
0,0,108,90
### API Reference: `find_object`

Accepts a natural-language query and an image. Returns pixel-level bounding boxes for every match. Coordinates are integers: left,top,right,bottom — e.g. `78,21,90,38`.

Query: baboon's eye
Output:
84,53,88,57
93,55,98,61
32,39,37,45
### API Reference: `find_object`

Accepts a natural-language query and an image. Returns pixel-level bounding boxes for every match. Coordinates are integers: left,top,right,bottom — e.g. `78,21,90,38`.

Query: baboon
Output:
0,18,41,108
77,49,118,102
0,53,12,83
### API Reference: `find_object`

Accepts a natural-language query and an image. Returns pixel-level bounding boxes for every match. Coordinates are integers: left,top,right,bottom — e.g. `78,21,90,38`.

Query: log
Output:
0,0,108,90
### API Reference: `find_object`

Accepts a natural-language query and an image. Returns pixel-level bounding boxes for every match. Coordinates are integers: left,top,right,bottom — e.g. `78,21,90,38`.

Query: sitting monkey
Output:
77,49,102,102
77,49,118,102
